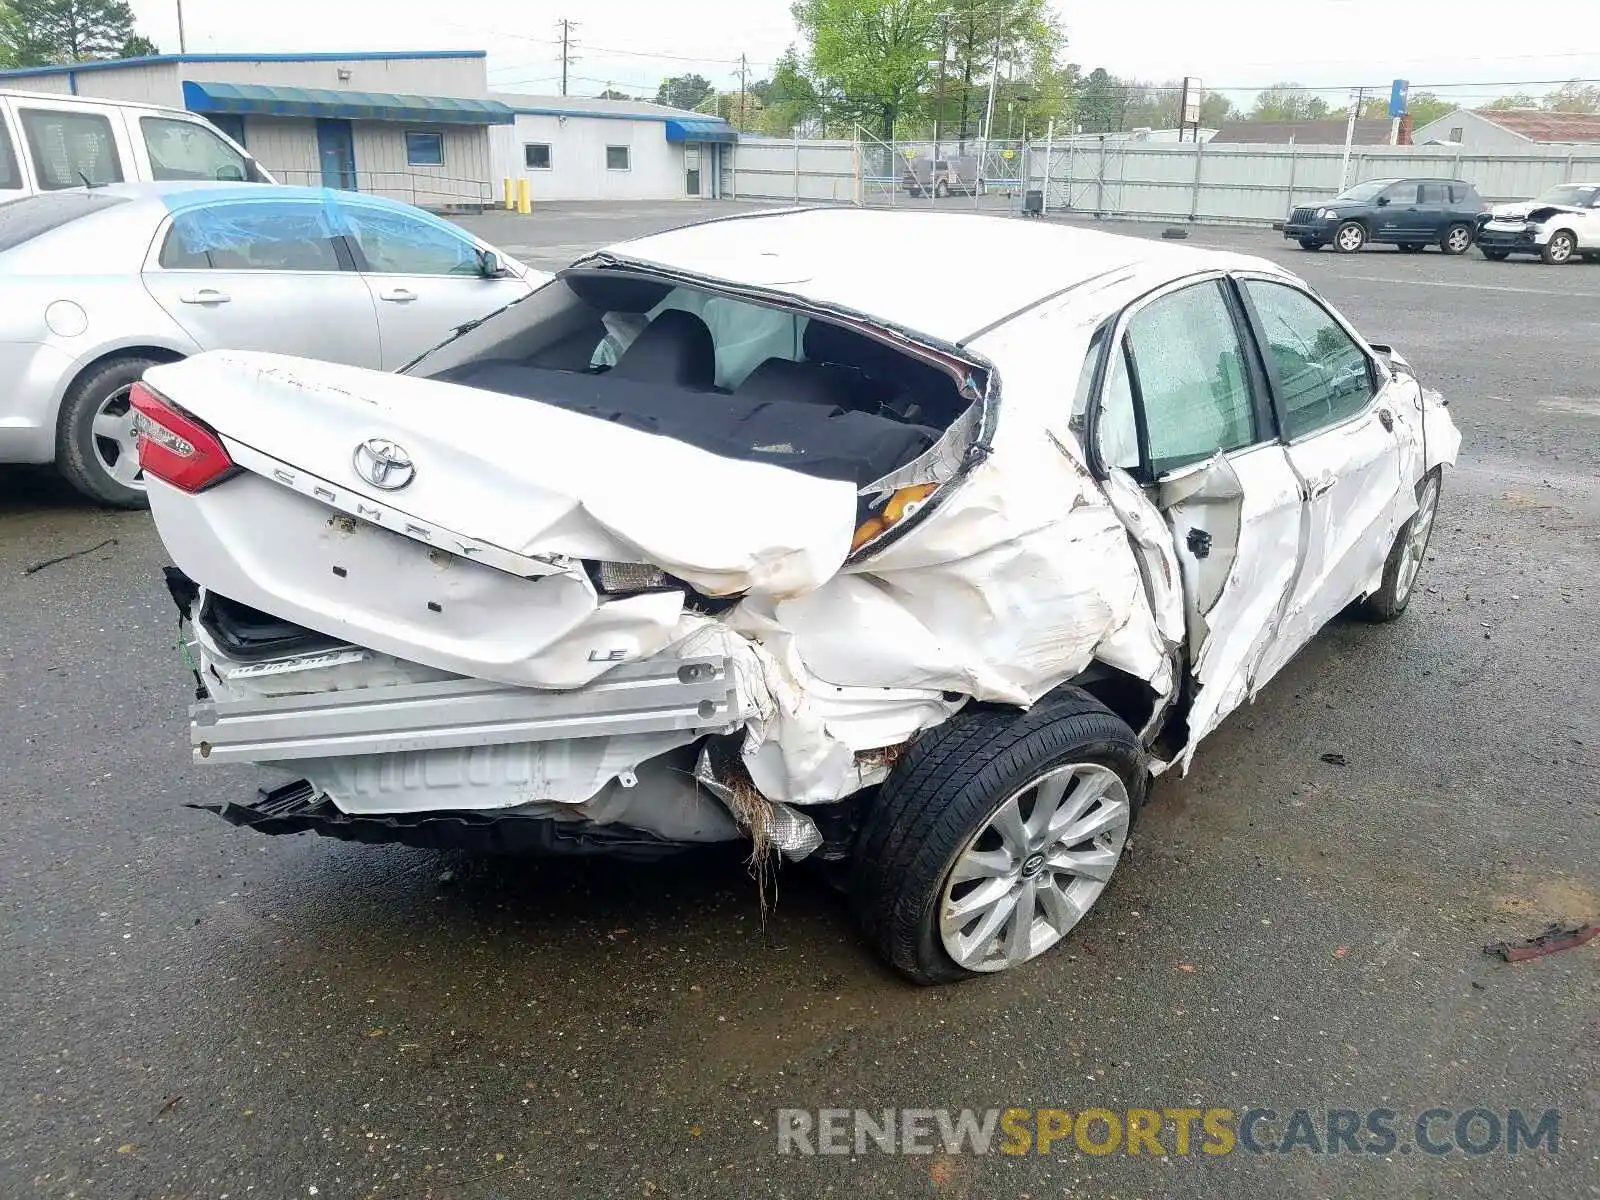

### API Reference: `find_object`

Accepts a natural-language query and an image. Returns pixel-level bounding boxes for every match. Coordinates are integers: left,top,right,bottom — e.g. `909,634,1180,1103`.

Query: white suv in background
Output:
0,88,273,202
1476,183,1600,264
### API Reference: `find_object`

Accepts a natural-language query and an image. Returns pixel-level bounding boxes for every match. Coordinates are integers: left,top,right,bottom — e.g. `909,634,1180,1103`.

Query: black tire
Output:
1297,238,1323,251
1398,242,1425,253
1358,468,1442,623
1480,248,1510,261
1333,220,1367,253
934,180,950,199
1440,222,1473,255
851,690,1146,985
1541,231,1576,265
55,354,166,509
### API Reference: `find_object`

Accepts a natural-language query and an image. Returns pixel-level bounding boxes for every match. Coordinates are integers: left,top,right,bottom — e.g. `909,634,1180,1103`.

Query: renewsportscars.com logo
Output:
776,1107,1562,1158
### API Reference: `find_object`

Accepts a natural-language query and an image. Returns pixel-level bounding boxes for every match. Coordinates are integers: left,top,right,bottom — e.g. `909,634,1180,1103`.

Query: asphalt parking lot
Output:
2,201,1596,1200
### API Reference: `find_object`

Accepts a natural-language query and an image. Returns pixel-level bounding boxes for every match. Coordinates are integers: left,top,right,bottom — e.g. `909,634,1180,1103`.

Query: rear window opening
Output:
408,267,987,494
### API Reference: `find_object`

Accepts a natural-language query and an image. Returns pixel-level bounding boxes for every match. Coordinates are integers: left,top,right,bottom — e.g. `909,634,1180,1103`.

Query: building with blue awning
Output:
489,94,738,202
0,51,518,209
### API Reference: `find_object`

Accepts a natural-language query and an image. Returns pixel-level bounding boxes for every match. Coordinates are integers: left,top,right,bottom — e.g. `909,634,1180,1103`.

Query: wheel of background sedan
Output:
1358,468,1442,623
1480,248,1510,261
1334,221,1367,253
851,691,1145,985
55,354,167,509
1297,238,1324,250
1541,231,1576,264
1440,223,1473,255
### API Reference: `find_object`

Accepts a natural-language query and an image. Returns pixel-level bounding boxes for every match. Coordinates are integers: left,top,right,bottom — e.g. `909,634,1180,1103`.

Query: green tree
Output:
1249,83,1330,122
0,0,141,65
1074,67,1124,133
1544,81,1600,114
119,31,155,57
941,0,1060,145
1405,91,1454,127
792,0,943,140
1483,92,1538,111
1198,91,1234,128
756,47,822,135
654,73,713,111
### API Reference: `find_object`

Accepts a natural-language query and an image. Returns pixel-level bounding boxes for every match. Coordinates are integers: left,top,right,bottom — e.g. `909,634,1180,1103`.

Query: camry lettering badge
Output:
352,438,415,491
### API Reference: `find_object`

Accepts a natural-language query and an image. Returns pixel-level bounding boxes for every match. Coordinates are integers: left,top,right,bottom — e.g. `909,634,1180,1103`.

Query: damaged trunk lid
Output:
142,350,861,688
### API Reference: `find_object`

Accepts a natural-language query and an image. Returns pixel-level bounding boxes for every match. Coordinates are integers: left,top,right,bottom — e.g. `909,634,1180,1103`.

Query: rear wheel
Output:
55,354,167,509
934,179,950,199
851,691,1144,985
1334,221,1367,253
1440,223,1473,255
1358,469,1442,622
1542,231,1576,264
1480,247,1510,261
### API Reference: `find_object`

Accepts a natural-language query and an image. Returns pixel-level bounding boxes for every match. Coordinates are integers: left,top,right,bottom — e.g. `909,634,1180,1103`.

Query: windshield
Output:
1534,184,1599,208
0,191,128,252
1335,179,1399,202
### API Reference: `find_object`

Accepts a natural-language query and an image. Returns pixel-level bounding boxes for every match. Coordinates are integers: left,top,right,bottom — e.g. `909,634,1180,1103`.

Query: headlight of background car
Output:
1318,208,1338,220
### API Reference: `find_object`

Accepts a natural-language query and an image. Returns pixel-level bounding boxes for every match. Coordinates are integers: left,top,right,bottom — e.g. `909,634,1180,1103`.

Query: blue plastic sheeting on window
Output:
340,204,478,276
405,131,444,167
163,200,345,271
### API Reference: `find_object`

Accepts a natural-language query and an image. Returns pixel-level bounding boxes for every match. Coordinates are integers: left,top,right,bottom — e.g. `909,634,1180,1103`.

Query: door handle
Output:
378,288,418,303
1307,475,1338,500
180,288,230,304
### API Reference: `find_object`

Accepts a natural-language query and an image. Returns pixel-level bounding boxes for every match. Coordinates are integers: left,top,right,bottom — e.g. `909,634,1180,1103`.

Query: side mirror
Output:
215,165,245,182
476,248,506,279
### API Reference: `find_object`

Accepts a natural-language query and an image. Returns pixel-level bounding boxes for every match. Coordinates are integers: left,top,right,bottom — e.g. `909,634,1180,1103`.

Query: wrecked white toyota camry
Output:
137,208,1460,984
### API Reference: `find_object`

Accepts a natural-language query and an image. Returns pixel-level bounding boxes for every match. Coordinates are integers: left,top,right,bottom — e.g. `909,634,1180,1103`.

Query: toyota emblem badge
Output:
352,438,415,491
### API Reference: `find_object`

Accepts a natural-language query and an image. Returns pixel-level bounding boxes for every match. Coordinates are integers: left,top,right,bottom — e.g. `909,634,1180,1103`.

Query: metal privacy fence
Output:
727,135,1600,226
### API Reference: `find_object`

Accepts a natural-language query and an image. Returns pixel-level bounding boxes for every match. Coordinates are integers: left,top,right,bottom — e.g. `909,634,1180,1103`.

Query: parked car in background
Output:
902,154,983,198
1475,183,1600,264
135,209,1459,984
1,88,272,202
0,182,544,506
1282,177,1486,254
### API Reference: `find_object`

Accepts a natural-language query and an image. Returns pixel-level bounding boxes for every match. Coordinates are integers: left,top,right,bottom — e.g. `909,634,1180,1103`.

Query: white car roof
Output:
599,207,1280,345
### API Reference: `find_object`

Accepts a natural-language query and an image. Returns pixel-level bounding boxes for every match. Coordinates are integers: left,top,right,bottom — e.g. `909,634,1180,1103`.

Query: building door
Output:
685,144,701,196
316,118,357,190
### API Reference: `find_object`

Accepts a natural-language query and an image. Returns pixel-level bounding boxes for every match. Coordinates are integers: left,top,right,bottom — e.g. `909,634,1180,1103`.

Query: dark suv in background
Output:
1282,178,1487,254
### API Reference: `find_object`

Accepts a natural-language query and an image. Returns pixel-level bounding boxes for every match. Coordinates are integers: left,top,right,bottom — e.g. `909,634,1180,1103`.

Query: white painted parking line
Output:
1306,271,1600,298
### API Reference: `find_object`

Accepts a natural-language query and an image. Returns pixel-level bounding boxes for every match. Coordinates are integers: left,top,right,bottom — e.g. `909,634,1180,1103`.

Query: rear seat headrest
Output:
610,309,717,390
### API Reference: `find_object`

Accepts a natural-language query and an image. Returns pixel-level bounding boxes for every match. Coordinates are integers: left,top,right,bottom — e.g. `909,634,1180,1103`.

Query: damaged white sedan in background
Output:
136,207,1460,984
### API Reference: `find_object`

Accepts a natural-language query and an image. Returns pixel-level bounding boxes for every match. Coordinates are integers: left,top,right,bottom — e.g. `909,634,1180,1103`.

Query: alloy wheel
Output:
1395,474,1440,605
939,763,1131,973
1547,233,1575,264
1336,224,1365,252
90,385,145,490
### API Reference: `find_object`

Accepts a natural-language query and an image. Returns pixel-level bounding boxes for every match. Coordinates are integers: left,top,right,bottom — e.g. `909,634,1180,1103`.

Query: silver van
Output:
0,88,273,202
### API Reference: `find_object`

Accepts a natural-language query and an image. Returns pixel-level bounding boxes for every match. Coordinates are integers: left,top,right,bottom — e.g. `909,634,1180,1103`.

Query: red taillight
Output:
130,382,236,494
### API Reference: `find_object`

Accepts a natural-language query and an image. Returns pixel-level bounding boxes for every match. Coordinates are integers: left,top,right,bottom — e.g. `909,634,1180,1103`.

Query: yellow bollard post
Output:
516,177,531,215
503,177,514,210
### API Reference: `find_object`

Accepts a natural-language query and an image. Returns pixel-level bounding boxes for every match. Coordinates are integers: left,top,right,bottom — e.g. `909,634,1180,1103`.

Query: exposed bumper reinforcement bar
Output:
190,780,705,860
190,656,742,764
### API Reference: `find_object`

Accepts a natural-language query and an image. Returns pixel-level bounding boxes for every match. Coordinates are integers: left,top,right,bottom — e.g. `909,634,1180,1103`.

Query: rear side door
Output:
1090,277,1306,754
1236,276,1410,682
339,202,532,368
141,198,382,367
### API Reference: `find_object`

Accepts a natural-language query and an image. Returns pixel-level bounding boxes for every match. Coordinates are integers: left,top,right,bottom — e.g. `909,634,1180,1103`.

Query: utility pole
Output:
1339,86,1364,192
737,53,749,132
557,19,578,97
175,0,186,52
979,32,1001,147
932,15,949,160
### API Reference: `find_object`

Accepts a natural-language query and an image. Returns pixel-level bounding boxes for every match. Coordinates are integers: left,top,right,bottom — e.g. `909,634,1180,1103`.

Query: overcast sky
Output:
129,0,1600,108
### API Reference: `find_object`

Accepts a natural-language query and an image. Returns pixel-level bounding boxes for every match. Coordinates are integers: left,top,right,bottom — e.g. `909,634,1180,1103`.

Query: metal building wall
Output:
490,114,688,201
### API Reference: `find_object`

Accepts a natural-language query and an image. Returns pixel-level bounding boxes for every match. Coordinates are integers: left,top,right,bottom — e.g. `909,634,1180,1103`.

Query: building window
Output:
605,145,630,171
405,131,444,167
1449,126,1464,142
524,142,552,170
